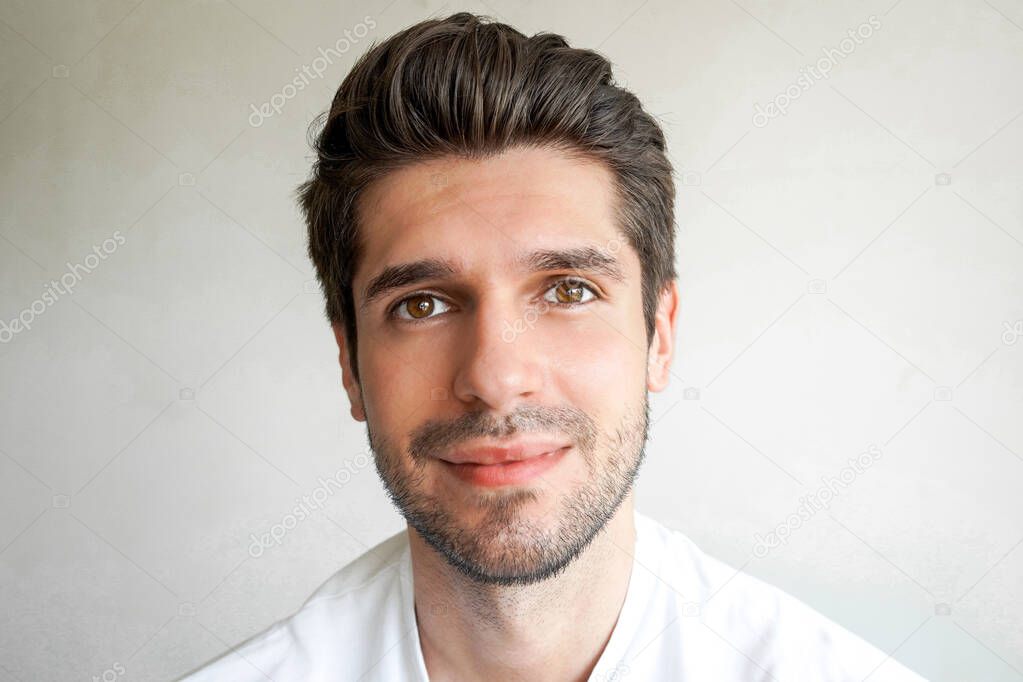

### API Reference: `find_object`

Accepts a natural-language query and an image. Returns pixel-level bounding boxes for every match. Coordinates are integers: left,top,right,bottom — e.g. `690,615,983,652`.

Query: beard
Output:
367,394,651,586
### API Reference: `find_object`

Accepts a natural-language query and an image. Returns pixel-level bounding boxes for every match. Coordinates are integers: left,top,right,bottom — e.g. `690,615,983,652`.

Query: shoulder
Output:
302,528,409,606
635,512,928,681
180,530,411,681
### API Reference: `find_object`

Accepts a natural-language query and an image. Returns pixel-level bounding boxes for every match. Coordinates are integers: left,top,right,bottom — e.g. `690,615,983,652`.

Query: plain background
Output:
1,0,1022,680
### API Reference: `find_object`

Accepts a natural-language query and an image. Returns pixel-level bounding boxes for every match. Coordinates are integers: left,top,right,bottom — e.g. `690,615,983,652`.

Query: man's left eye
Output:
542,279,598,305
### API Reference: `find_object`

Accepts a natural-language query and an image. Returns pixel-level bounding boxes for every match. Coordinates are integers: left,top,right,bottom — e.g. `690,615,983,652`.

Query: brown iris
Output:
404,295,435,319
553,280,585,304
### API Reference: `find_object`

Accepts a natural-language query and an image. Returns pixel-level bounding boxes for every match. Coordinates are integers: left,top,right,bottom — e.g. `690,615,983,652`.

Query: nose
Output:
451,292,545,413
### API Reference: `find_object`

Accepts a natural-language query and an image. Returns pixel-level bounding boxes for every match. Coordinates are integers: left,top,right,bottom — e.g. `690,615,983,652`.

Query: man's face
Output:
340,145,675,585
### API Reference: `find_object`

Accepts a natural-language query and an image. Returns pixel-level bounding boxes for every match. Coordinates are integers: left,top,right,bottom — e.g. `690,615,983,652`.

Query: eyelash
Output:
387,277,601,325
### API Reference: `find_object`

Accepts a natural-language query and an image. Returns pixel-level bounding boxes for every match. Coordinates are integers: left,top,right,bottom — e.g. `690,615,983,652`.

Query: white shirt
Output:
184,510,928,681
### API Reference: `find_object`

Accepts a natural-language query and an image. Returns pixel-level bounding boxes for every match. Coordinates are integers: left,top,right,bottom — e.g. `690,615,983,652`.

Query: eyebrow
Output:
360,246,626,311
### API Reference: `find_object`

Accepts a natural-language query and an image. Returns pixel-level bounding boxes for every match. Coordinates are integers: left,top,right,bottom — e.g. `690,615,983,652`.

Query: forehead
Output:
353,145,628,286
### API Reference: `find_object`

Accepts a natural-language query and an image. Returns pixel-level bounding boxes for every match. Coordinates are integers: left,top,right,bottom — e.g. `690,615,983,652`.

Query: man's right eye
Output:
390,293,452,323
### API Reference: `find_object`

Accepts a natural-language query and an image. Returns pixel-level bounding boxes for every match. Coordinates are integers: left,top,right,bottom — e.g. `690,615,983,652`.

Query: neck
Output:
407,495,637,682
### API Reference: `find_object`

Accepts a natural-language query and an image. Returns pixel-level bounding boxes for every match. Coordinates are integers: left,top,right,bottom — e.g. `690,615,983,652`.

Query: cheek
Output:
552,321,647,396
359,344,437,431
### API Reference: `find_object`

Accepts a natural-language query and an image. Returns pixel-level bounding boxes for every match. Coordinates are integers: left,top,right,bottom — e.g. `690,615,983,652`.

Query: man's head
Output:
299,12,678,585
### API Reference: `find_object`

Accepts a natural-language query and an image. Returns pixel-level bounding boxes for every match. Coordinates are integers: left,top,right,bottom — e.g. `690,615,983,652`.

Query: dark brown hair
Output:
299,11,676,380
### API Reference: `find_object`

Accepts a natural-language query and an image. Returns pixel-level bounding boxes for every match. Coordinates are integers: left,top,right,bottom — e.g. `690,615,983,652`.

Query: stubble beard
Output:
368,395,651,586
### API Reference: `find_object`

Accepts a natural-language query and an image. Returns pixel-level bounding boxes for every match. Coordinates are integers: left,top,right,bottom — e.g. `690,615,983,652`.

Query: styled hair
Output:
299,11,676,380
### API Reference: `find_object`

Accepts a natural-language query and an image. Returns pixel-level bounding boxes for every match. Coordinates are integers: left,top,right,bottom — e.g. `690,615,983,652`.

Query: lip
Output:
441,438,571,465
439,440,572,487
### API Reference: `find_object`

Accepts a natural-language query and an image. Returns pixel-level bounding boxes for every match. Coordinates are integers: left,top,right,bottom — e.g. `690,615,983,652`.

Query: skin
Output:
331,144,679,681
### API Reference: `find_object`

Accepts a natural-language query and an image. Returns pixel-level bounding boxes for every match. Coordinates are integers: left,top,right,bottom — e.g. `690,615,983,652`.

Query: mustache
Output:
407,404,598,462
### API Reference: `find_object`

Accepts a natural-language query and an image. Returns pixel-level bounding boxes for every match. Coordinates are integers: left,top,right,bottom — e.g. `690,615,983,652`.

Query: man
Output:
186,12,927,681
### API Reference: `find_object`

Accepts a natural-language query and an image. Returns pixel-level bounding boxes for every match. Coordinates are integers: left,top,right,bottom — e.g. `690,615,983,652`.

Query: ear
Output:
332,321,366,422
647,280,679,393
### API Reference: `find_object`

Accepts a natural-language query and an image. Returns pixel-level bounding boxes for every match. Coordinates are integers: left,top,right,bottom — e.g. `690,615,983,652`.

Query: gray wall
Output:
1,0,1021,680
